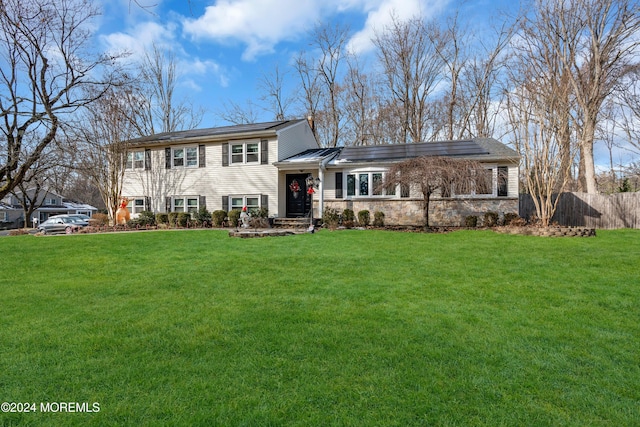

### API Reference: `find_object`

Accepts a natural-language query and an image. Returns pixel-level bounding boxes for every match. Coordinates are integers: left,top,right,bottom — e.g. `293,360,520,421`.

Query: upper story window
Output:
173,147,198,167
231,142,260,164
126,151,145,169
165,146,205,169
223,140,268,166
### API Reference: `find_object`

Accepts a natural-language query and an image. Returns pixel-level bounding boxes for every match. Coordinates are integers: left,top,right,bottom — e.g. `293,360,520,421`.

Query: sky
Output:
96,0,513,125
94,0,638,170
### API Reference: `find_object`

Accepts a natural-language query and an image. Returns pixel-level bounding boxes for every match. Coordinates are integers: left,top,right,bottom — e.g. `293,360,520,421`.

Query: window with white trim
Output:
346,172,395,197
0,211,7,222
453,167,495,197
173,196,199,213
172,147,198,168
230,142,260,164
126,198,147,214
230,195,260,210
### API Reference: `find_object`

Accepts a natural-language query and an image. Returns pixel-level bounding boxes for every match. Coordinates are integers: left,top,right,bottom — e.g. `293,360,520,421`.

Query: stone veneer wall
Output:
322,198,519,227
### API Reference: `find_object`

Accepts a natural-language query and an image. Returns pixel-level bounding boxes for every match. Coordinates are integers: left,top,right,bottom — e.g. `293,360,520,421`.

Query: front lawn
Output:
1,229,638,426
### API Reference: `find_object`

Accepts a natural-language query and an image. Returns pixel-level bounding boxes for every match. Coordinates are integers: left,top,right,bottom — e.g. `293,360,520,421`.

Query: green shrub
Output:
211,210,227,227
373,211,385,227
155,213,169,225
168,212,179,227
228,210,241,227
358,210,370,227
483,211,499,227
465,215,478,228
177,212,190,227
323,207,340,229
342,209,355,222
503,212,520,226
250,207,269,218
193,207,212,227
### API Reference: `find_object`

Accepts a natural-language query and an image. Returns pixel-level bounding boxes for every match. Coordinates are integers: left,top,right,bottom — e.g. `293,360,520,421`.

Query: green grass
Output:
1,229,639,426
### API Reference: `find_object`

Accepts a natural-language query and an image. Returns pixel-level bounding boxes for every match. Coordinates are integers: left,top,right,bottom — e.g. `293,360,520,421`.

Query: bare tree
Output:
505,79,577,226
137,44,204,134
0,0,123,200
382,156,491,228
542,0,640,193
258,65,295,121
373,15,445,143
73,88,140,222
215,100,259,125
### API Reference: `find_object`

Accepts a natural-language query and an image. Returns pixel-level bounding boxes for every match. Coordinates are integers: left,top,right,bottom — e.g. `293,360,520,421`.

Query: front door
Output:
286,174,310,217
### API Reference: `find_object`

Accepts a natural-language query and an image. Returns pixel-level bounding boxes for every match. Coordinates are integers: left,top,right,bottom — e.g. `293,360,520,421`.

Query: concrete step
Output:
272,217,311,228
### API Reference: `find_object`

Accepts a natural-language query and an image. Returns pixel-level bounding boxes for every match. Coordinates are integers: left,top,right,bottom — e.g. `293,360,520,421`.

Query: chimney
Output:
307,115,315,133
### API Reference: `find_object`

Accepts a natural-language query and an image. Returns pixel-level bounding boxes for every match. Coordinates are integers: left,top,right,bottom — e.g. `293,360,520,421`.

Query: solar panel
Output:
337,141,490,162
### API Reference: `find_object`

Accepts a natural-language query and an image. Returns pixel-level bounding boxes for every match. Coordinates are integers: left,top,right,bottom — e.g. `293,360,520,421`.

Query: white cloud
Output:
100,21,178,60
348,0,451,55
182,0,323,61
182,0,452,61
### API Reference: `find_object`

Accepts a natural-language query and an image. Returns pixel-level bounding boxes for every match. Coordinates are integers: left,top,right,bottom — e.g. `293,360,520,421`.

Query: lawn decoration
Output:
115,198,131,225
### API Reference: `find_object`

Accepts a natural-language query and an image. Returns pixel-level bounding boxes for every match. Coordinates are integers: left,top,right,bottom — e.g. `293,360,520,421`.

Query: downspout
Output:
317,154,334,217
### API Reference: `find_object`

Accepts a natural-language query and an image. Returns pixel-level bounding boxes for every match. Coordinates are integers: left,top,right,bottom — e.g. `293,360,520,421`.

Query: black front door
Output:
286,174,310,217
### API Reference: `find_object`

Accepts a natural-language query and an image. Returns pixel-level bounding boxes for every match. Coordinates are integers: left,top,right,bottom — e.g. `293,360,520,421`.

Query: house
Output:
0,189,98,229
122,120,520,226
275,138,520,226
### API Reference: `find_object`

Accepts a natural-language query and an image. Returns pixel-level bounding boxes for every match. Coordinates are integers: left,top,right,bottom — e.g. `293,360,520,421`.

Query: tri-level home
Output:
121,119,520,226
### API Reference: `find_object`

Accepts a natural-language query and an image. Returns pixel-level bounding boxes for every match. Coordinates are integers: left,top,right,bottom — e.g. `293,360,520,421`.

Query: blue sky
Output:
96,0,516,126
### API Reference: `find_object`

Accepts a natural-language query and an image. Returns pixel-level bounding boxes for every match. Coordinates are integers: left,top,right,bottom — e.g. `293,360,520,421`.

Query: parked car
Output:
49,214,91,221
38,217,88,234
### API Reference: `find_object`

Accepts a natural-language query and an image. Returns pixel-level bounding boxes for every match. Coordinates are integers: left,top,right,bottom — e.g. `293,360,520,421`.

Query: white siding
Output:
276,121,318,161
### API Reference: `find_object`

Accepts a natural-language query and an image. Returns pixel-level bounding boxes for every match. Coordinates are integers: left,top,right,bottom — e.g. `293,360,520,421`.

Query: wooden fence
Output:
519,192,640,229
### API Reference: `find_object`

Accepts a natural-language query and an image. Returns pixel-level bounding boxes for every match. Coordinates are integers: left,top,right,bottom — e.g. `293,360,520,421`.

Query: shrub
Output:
249,217,269,229
89,213,109,226
250,207,269,218
483,211,499,227
168,212,179,227
176,212,190,227
193,207,212,227
342,209,356,228
8,229,29,236
211,210,227,227
358,210,370,227
465,215,478,228
323,207,340,229
373,211,385,227
342,209,355,222
155,213,169,225
135,211,156,226
503,212,520,226
228,210,241,227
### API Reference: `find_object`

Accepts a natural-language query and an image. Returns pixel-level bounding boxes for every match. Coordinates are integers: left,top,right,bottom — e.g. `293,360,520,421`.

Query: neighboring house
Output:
122,119,520,226
0,189,98,229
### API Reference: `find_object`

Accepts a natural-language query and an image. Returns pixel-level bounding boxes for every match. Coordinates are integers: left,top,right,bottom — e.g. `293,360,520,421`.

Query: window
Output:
229,195,261,211
0,212,7,222
347,174,356,196
186,147,198,167
231,144,244,164
45,198,58,205
173,148,184,167
170,146,198,168
134,151,144,169
497,166,508,197
246,143,259,162
359,174,369,196
345,172,394,197
127,198,146,214
170,197,199,213
453,167,496,197
229,142,261,164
